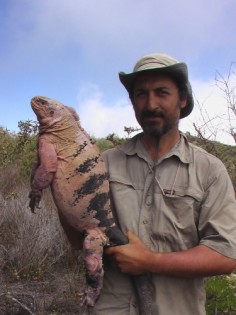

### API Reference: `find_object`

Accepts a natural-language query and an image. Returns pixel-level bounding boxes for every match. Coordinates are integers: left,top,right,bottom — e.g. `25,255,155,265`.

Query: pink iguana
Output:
28,96,153,315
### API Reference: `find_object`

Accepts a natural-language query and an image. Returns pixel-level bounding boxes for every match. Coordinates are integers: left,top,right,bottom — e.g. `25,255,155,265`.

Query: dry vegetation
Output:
0,168,87,314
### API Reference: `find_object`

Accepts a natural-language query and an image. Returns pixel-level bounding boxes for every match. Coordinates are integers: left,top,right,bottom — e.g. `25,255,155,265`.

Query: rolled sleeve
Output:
199,163,236,259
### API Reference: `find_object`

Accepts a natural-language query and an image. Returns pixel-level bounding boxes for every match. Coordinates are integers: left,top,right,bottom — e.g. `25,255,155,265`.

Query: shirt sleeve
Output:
198,162,236,259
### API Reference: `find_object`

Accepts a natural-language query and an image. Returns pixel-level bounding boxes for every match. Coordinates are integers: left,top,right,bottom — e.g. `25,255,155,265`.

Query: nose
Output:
146,91,158,110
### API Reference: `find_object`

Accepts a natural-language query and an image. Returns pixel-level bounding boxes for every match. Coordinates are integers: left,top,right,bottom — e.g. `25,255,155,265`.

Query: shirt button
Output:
146,196,152,205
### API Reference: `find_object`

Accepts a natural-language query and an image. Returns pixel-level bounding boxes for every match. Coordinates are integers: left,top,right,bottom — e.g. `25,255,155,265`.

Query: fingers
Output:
105,245,119,255
126,231,140,242
104,231,151,275
105,231,140,256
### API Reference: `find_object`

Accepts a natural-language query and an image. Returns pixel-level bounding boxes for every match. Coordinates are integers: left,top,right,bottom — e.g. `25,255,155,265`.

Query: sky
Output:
0,0,236,145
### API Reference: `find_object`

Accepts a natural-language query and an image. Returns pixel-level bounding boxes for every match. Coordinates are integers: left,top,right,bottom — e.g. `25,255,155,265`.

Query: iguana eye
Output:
50,111,54,116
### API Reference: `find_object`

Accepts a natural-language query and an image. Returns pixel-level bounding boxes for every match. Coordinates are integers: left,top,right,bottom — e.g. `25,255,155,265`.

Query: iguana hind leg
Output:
82,228,108,307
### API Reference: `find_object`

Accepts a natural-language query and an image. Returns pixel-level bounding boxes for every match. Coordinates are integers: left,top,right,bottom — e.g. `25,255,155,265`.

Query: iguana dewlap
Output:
29,96,153,315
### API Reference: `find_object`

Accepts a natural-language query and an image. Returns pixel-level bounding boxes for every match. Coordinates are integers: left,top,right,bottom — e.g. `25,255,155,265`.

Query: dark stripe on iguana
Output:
75,156,100,174
73,173,108,205
87,192,109,212
72,141,88,158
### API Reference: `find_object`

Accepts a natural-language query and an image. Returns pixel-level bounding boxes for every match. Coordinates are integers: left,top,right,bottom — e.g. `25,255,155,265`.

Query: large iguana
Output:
28,96,153,315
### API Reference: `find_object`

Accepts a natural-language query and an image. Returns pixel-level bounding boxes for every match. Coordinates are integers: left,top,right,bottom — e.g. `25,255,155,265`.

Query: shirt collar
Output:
118,132,192,164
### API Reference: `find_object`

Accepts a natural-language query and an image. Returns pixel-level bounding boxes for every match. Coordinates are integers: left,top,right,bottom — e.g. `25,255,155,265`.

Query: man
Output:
93,53,236,315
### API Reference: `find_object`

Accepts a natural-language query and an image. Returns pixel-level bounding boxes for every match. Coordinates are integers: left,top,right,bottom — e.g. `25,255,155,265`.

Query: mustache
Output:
141,109,166,119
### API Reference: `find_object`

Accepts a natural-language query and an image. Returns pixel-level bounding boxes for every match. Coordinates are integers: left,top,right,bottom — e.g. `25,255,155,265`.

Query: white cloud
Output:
180,73,236,145
77,77,236,145
76,84,140,138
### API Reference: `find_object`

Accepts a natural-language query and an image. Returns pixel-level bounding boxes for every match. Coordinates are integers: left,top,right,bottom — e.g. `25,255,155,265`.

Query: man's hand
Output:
105,231,153,275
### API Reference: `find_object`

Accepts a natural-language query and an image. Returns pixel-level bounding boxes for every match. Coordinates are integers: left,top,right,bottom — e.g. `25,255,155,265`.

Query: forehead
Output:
133,72,178,90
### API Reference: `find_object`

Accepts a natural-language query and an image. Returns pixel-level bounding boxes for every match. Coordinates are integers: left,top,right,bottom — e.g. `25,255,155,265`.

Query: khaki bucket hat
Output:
119,53,194,118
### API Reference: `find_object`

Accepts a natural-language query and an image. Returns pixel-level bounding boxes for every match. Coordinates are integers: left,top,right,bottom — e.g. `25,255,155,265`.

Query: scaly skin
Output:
29,96,153,315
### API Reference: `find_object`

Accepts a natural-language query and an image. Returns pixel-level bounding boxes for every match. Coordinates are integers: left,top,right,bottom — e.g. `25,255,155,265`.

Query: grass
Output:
0,169,71,281
205,274,236,315
0,168,84,314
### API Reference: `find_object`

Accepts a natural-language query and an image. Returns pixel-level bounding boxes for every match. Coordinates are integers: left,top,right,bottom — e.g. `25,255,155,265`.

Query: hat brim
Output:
119,63,193,119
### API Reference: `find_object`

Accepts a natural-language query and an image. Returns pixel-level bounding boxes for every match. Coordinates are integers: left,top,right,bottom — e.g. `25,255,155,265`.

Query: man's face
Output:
132,73,187,138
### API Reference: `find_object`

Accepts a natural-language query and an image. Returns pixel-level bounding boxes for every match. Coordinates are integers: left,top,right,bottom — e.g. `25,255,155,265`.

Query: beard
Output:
136,104,181,138
141,110,169,137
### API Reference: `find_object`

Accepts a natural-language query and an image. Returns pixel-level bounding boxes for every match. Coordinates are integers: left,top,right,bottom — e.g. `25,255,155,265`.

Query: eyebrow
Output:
134,86,172,92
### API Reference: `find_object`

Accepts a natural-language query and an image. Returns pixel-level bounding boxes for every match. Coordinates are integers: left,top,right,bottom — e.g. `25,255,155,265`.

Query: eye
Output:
156,89,169,96
50,110,54,116
134,90,146,98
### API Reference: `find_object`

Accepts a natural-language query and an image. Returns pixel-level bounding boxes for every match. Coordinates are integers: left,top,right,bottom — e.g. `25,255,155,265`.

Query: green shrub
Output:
205,275,236,314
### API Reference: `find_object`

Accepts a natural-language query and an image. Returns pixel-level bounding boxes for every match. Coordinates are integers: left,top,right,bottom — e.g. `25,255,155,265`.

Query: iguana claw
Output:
28,189,42,213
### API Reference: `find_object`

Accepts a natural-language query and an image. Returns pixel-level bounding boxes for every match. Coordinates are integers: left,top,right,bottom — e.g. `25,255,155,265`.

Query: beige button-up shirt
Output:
93,134,236,315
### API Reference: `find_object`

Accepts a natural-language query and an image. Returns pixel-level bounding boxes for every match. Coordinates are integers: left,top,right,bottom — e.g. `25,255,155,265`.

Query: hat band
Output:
134,60,169,72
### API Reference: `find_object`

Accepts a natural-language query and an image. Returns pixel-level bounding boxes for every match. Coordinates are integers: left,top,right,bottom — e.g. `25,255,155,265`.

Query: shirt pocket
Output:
162,186,202,213
108,174,143,233
152,186,204,250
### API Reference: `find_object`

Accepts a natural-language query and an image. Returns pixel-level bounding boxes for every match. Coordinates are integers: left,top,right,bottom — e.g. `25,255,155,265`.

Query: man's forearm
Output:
148,245,236,277
105,232,236,277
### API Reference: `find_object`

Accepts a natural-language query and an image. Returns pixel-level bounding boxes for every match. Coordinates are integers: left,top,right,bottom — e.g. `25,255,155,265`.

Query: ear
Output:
180,98,187,110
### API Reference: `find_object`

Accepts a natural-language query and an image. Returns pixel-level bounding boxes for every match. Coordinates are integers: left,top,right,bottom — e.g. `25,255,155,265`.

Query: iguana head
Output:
31,96,80,133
